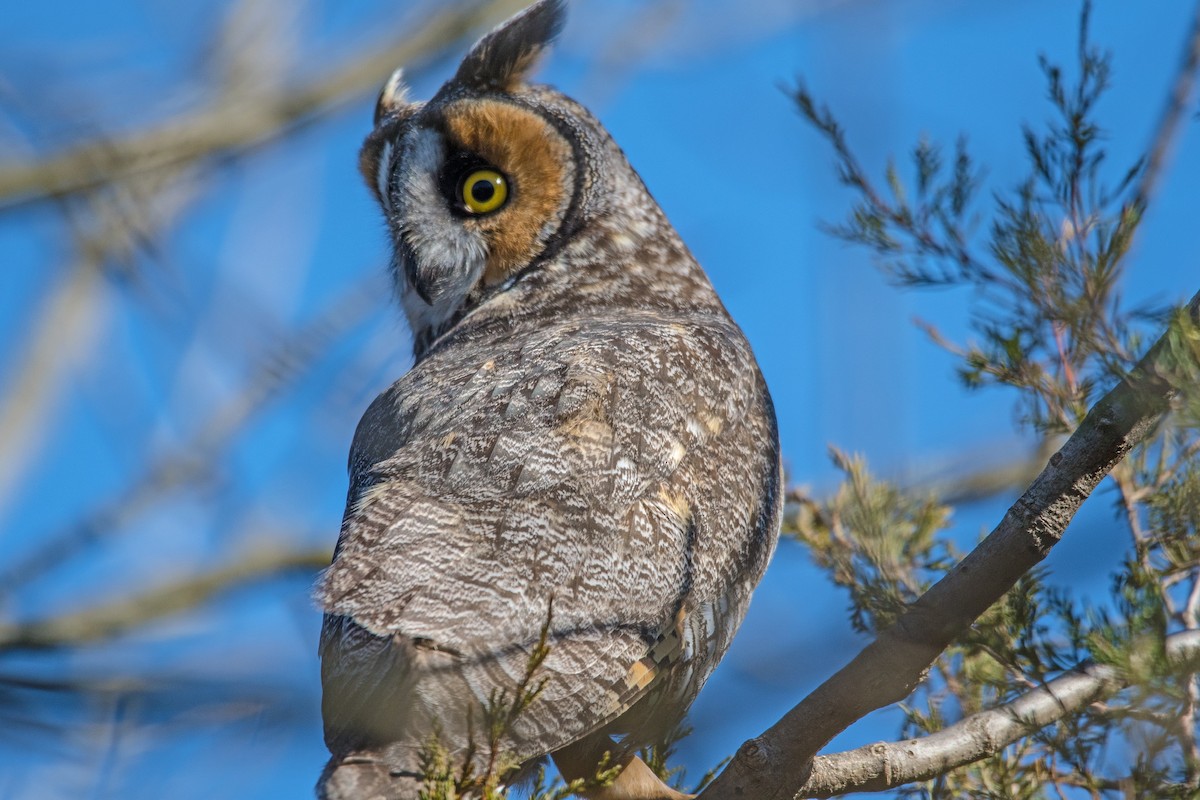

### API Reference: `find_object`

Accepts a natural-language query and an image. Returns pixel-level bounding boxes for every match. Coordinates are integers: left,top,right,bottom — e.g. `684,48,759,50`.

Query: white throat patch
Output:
391,127,489,341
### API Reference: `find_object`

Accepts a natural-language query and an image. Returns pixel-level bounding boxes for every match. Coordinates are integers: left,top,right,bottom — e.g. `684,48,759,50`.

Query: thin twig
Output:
1154,435,1200,490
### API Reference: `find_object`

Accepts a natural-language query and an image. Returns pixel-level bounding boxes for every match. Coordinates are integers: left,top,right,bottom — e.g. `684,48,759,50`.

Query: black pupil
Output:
470,178,496,204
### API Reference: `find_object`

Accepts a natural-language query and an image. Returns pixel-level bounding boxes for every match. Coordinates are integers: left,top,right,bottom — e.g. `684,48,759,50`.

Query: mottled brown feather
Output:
442,99,571,284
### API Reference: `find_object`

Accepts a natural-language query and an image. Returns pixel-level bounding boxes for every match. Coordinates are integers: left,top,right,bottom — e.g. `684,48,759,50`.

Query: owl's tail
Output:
317,753,420,800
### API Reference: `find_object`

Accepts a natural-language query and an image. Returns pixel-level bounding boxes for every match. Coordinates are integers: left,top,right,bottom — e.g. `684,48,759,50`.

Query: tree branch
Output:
0,262,107,522
0,170,197,524
0,274,383,598
0,546,330,650
0,0,530,209
798,629,1200,797
698,290,1200,800
1130,0,1200,210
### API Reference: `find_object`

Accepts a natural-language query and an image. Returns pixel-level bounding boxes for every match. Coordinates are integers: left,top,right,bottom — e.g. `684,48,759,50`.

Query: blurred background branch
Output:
0,0,529,209
0,273,382,598
0,546,330,650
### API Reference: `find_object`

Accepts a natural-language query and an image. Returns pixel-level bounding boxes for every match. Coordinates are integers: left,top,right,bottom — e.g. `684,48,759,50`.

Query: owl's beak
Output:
397,238,435,305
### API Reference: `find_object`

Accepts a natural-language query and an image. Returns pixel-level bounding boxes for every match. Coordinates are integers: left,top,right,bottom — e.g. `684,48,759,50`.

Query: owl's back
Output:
320,296,779,761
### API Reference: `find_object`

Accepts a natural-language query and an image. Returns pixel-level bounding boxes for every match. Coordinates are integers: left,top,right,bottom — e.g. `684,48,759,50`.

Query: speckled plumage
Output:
316,3,781,798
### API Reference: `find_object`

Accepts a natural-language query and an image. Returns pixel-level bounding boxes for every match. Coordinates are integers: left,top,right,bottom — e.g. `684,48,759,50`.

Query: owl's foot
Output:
552,733,695,800
318,752,421,800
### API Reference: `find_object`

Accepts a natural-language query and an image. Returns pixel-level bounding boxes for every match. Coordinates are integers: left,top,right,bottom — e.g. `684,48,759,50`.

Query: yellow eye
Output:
460,169,508,214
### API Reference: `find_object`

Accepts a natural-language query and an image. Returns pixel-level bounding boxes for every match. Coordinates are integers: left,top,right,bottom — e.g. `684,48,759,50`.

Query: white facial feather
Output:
393,128,489,337
375,140,394,213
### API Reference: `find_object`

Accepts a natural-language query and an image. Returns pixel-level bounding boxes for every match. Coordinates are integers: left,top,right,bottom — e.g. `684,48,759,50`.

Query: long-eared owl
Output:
316,2,781,798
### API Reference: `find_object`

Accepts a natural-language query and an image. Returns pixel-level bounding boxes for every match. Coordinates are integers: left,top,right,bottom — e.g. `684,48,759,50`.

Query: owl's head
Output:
360,0,695,354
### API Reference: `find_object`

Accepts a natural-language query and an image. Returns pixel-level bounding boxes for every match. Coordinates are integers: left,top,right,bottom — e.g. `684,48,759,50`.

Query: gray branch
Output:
698,290,1200,800
801,629,1200,797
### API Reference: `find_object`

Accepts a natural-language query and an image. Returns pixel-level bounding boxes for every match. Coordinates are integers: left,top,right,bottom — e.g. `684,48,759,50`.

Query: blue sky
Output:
1,1,1198,798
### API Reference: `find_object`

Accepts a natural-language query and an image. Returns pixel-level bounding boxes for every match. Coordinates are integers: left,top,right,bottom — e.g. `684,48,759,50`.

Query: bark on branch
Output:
799,629,1200,797
697,290,1200,800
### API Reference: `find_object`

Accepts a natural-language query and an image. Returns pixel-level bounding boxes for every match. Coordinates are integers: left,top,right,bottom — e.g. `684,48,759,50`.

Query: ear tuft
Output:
374,68,411,125
455,0,566,91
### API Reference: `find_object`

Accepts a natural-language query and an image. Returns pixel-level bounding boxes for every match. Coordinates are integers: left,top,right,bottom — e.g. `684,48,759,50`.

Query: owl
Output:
316,2,781,798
